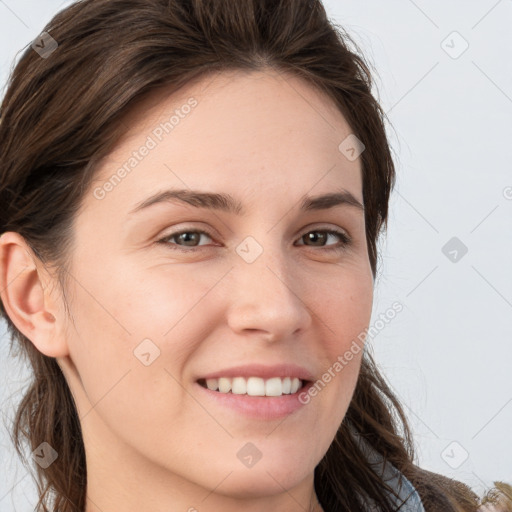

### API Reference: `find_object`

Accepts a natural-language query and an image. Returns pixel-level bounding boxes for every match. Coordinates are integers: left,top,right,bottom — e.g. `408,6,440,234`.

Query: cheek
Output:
71,255,218,347
63,264,215,462
304,266,373,419
64,257,223,404
314,265,374,352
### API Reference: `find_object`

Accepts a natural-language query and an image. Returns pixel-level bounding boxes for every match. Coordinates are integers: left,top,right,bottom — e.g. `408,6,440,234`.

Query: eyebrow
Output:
128,188,364,215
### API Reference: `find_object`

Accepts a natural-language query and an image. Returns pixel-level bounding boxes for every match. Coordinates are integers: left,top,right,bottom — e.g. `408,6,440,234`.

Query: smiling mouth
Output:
197,376,310,397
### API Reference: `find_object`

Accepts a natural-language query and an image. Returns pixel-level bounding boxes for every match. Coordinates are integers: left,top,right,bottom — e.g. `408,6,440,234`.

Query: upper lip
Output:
198,363,315,382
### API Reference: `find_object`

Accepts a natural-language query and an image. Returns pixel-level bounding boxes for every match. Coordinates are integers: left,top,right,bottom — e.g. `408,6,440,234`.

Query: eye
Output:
156,227,351,253
295,228,351,251
157,229,215,252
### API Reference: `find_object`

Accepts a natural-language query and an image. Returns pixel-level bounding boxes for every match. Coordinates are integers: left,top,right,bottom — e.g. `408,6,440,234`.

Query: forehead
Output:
88,68,363,214
117,68,352,143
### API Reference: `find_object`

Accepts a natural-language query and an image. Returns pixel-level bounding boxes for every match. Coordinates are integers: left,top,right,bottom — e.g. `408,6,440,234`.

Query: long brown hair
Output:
0,0,482,510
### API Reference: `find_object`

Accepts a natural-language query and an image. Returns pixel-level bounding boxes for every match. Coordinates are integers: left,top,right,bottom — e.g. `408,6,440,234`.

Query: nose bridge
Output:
226,235,312,340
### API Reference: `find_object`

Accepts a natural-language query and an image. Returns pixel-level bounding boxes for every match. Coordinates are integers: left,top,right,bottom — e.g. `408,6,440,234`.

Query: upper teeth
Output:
205,377,303,396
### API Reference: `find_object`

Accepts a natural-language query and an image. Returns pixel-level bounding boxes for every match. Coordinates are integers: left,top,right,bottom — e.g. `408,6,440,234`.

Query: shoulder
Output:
408,465,481,512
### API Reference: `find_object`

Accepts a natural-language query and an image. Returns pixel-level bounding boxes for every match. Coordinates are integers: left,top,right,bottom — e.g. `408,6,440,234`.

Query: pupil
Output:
307,232,325,246
180,232,198,246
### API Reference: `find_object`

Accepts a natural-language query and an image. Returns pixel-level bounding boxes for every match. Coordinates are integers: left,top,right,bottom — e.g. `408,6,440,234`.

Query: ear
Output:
0,231,69,358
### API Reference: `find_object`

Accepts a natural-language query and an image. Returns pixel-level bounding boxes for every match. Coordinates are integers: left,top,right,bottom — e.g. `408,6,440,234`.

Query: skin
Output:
0,68,374,512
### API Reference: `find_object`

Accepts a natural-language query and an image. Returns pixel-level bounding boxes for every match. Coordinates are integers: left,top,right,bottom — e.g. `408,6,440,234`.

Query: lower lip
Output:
195,381,314,420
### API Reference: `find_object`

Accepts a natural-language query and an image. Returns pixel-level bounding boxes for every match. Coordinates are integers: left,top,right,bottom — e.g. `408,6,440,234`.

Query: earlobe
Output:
0,232,69,358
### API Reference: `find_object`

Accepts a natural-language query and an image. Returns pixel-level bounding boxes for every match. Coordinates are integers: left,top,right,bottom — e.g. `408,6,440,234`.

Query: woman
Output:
0,0,508,511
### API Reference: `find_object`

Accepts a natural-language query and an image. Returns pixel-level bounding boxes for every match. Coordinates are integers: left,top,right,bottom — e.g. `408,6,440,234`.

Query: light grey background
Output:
1,0,511,510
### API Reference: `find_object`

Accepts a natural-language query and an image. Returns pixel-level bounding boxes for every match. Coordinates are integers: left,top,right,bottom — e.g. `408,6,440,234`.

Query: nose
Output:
225,249,313,343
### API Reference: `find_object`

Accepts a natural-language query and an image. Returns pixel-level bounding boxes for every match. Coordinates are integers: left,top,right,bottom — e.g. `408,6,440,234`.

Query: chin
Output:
216,465,313,498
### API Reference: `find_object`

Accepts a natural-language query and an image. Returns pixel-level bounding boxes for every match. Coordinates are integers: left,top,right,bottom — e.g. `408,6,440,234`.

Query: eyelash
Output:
156,226,352,253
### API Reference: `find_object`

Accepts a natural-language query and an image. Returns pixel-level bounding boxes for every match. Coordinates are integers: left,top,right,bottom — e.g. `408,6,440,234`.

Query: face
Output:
56,69,374,500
